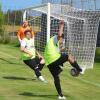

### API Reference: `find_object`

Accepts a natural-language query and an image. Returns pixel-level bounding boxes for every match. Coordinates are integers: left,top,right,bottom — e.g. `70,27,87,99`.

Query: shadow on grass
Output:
3,76,36,81
0,58,22,65
19,92,56,99
19,92,69,99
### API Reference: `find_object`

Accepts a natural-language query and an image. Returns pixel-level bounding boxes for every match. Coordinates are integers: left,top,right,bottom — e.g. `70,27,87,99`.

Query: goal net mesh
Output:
24,3,100,68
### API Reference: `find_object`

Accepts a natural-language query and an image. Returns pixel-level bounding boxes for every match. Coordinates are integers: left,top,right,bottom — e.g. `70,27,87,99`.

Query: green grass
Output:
0,44,100,100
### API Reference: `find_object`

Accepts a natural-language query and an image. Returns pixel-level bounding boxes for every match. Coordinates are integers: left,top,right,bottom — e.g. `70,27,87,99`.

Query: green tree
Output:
4,10,22,25
0,4,4,43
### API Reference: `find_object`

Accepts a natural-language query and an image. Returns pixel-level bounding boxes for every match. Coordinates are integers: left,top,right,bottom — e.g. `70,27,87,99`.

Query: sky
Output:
0,0,100,11
0,0,42,11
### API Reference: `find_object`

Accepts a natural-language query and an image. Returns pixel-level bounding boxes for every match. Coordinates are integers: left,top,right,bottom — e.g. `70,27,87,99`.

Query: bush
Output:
0,28,10,44
95,47,100,62
9,36,20,47
0,4,9,43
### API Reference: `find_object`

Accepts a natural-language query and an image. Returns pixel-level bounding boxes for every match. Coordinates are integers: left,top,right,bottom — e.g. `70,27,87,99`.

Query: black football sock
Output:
71,61,82,72
38,64,45,71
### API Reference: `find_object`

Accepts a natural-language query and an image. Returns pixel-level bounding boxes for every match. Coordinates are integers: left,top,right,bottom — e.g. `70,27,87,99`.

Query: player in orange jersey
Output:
17,20,34,43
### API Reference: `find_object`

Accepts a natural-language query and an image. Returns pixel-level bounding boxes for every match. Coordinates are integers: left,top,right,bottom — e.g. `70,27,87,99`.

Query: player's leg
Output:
57,53,82,76
23,59,41,77
34,57,47,83
48,65,66,99
54,74,63,97
24,59,47,83
68,55,82,72
57,53,82,72
35,57,45,71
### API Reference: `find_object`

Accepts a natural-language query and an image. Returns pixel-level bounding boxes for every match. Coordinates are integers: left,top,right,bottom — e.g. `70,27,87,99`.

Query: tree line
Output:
3,9,22,25
0,4,22,43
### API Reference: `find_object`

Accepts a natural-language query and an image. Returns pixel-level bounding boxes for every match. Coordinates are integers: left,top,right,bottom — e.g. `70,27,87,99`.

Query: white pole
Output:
47,2,51,43
23,10,26,22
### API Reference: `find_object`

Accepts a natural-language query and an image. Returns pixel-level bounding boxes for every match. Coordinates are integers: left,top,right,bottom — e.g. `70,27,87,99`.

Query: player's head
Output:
24,30,31,39
22,20,28,27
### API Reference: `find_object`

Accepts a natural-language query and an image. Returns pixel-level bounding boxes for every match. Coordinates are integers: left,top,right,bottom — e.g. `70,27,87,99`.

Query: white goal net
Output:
23,3,100,68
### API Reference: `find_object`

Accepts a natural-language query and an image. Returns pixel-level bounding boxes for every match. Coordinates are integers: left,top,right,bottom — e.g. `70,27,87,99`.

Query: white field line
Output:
77,78,100,88
62,64,100,88
66,73,100,88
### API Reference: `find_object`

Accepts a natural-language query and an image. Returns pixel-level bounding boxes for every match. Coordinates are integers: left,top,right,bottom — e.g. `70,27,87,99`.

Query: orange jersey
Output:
17,26,34,40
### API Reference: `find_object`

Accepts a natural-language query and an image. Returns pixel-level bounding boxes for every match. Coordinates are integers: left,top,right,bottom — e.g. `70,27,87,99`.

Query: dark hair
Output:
24,30,31,35
62,34,64,38
58,34,64,38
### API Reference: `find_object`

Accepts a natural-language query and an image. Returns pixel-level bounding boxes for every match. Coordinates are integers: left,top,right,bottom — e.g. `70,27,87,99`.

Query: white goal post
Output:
22,3,100,69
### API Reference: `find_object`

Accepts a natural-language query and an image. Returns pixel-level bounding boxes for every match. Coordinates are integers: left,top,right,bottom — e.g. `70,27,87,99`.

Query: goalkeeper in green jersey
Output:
44,20,82,100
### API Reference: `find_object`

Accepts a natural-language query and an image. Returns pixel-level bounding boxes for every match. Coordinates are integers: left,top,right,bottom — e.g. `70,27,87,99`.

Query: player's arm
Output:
30,27,37,37
35,50,43,59
20,46,33,57
17,35,21,42
17,28,22,42
58,20,64,37
35,50,45,64
58,20,65,52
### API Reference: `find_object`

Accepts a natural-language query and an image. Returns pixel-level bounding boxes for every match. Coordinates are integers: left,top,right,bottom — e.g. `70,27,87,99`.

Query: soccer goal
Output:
23,3,100,69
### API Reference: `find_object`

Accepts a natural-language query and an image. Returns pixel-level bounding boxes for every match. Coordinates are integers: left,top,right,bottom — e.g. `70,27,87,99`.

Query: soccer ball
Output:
70,68,80,77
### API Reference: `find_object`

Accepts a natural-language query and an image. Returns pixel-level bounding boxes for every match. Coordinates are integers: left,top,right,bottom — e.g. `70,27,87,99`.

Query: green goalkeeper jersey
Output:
44,35,60,66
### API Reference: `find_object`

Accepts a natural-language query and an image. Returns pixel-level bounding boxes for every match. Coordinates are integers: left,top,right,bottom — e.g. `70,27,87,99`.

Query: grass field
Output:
0,44,100,100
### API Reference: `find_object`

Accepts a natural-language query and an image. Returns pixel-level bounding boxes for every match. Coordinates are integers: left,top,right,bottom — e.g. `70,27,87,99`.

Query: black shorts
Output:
23,57,41,69
48,53,68,76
